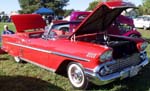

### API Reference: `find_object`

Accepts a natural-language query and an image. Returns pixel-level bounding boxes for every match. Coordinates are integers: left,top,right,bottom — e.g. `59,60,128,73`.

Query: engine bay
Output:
76,33,138,59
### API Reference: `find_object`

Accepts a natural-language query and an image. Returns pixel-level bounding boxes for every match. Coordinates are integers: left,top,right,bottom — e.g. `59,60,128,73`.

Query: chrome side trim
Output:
53,51,90,62
7,42,52,53
7,42,90,62
20,57,56,72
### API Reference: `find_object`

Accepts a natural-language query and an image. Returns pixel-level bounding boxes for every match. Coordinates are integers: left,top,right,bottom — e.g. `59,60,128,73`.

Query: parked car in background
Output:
70,11,91,21
134,16,150,30
108,15,141,37
1,1,149,90
51,21,81,32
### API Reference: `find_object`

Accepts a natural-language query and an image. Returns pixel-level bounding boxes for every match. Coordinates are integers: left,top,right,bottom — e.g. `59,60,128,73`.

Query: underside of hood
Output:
71,1,135,37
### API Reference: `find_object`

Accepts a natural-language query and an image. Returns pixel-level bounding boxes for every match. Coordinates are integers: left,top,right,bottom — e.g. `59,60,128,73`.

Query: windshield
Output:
43,21,81,39
114,15,135,33
117,23,135,33
51,21,81,32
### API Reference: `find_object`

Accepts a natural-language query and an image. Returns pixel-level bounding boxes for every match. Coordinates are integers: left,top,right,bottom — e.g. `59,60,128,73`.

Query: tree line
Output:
1,0,149,18
86,0,150,16
18,0,69,15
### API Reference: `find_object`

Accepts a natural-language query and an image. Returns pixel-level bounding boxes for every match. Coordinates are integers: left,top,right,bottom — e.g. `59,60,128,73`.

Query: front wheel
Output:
67,62,90,90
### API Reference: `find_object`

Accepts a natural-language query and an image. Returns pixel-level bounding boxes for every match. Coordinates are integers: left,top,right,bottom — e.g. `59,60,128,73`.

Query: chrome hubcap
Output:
71,67,83,84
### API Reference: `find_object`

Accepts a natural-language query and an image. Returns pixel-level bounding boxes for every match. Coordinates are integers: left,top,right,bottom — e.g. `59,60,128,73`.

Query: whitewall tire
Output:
14,57,22,63
67,62,89,90
143,26,147,30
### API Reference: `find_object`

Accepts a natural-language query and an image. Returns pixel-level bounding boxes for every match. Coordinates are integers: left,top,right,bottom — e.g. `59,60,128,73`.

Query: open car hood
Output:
11,14,46,33
71,1,135,37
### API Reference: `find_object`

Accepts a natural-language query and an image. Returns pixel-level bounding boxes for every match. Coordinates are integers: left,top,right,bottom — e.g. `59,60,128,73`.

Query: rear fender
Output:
123,30,141,37
0,47,6,54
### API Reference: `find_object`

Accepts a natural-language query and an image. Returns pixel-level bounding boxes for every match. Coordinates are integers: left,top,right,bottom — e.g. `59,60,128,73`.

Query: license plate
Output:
130,66,140,77
120,66,141,79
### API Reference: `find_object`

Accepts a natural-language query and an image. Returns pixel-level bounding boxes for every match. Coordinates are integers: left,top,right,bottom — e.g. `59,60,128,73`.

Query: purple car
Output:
107,15,141,37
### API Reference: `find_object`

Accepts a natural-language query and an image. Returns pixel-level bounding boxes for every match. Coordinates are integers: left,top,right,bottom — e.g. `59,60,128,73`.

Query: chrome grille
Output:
108,53,141,73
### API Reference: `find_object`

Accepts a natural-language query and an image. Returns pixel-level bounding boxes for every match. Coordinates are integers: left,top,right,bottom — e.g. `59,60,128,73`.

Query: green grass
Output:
0,23,150,91
138,29,150,56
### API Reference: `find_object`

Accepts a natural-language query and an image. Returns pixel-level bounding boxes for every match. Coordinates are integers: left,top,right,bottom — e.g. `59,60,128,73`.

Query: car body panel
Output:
2,31,110,69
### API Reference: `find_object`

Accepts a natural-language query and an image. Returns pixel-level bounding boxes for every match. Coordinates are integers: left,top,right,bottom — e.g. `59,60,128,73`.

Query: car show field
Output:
0,22,150,91
0,0,150,90
0,1,150,90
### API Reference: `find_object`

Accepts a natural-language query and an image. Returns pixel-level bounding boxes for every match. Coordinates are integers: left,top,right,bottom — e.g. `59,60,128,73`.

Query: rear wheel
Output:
129,34,140,38
14,56,22,63
143,26,147,30
67,62,90,90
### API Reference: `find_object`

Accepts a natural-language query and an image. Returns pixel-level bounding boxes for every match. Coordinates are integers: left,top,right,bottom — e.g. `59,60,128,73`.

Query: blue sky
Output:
0,0,143,14
66,0,143,10
0,0,21,14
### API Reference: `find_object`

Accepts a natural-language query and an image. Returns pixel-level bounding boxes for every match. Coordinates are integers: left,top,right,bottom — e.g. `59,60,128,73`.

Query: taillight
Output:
137,42,148,52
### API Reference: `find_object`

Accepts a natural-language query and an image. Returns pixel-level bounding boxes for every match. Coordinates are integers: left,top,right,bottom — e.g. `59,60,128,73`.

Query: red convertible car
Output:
1,1,149,90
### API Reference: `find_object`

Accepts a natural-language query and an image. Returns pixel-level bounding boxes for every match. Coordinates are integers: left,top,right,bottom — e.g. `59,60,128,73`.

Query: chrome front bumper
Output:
85,57,149,86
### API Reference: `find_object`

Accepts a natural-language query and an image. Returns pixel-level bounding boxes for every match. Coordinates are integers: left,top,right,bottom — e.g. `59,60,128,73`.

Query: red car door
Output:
20,38,55,70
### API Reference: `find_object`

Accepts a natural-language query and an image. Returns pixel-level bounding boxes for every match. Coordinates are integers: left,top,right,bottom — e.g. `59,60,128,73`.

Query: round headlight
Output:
100,50,113,62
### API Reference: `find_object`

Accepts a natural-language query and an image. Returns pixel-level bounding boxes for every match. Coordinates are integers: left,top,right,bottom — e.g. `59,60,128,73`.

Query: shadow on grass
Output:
91,64,150,91
0,53,10,61
0,76,65,91
0,58,9,61
144,38,150,44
